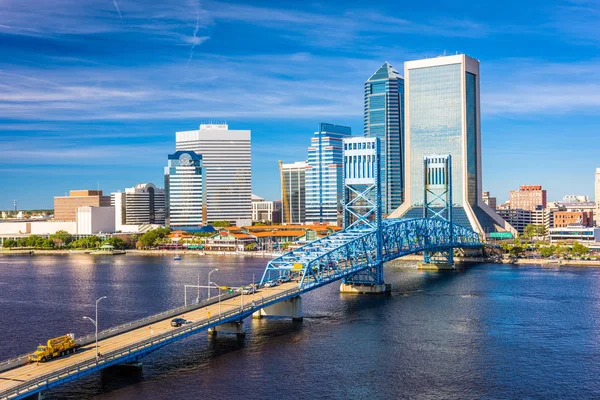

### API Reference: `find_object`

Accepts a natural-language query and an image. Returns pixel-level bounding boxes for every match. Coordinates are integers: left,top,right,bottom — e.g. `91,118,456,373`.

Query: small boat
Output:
90,244,126,255
174,255,182,260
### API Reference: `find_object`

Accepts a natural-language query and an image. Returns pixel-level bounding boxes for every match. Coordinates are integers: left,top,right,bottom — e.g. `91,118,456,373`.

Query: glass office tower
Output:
391,55,513,236
306,123,352,225
364,62,404,215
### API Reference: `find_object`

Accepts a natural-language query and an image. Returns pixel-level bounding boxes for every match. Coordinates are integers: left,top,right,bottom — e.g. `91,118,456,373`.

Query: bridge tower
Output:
339,137,389,294
421,154,455,269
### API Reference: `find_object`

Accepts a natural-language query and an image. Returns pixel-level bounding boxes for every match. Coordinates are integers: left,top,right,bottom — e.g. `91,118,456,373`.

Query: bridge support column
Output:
339,283,391,294
252,296,302,321
208,321,245,338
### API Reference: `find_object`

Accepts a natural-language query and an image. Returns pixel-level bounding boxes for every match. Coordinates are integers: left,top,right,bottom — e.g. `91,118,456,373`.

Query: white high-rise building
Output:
164,151,206,230
176,124,251,226
281,161,307,224
112,183,166,232
595,168,600,226
391,54,514,236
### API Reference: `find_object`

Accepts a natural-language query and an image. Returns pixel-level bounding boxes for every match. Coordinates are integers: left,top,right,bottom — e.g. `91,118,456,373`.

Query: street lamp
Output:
208,268,219,298
83,296,107,362
210,281,221,316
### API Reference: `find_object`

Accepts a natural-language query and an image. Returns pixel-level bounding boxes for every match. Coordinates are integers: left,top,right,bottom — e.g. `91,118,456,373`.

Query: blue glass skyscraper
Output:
364,62,404,215
390,54,514,236
305,123,352,225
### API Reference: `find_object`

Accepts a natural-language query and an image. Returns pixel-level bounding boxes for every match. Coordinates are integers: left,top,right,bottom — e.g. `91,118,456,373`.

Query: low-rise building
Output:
496,208,550,235
251,194,281,224
54,190,111,222
549,226,600,243
553,211,593,228
204,227,256,251
77,206,115,235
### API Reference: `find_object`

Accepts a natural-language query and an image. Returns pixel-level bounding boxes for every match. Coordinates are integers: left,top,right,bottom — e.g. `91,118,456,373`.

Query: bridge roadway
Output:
0,281,299,399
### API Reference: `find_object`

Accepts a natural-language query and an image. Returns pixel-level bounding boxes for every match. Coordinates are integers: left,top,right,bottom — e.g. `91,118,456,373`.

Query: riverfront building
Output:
112,183,166,232
509,185,547,211
54,190,111,222
176,124,251,226
305,123,352,226
391,54,514,236
364,62,404,215
281,161,307,224
164,151,206,230
251,194,282,224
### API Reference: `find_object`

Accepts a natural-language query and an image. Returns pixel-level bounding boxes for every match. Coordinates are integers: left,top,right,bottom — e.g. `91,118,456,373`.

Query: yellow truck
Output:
29,334,79,363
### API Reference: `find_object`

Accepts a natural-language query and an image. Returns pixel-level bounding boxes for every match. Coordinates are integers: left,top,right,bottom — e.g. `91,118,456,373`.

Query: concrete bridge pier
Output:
23,391,44,400
208,321,245,338
339,283,391,294
252,296,303,321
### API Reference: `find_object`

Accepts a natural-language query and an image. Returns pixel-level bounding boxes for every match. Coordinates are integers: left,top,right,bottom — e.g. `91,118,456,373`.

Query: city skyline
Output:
1,0,600,208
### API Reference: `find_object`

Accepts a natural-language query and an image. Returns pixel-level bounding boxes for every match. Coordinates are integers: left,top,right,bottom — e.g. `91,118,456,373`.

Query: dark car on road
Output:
171,318,187,327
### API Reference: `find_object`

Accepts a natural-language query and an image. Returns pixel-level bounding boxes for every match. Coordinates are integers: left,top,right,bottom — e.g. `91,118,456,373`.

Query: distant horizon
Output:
2,0,599,208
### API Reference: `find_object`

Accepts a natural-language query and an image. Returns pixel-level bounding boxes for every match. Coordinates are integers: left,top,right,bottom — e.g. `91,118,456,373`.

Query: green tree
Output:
25,235,41,247
554,246,569,257
211,221,231,227
102,237,127,249
540,246,555,258
245,242,257,251
571,242,590,256
2,239,17,248
50,230,72,247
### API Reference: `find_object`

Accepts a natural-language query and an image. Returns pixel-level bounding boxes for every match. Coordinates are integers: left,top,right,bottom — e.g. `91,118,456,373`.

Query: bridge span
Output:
0,144,486,399
0,217,481,400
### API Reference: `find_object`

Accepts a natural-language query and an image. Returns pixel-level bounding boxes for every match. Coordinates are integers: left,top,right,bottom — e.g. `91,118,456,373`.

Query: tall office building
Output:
281,161,307,224
509,185,547,211
364,62,404,215
112,183,166,231
306,123,352,225
164,151,206,230
176,124,251,226
391,54,513,236
595,168,600,226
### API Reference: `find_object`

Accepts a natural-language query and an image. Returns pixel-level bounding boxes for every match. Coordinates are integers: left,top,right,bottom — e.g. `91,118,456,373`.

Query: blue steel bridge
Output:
0,141,483,400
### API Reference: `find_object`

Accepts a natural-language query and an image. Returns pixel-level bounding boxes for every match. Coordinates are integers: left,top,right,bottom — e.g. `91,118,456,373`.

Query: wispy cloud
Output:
483,59,600,116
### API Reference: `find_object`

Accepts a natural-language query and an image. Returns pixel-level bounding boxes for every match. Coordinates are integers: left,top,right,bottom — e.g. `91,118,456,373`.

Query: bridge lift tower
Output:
421,154,455,269
339,137,390,294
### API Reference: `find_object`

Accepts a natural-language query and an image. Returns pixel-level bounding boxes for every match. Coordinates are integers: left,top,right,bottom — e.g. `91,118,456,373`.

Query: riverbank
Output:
0,249,279,258
3,249,600,267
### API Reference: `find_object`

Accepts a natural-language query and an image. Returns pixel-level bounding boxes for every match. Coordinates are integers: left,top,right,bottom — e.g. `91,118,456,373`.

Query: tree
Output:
138,227,171,249
571,242,590,256
102,237,126,249
50,230,72,247
554,246,569,257
211,221,230,227
25,235,41,248
540,246,555,258
2,239,17,248
245,242,257,251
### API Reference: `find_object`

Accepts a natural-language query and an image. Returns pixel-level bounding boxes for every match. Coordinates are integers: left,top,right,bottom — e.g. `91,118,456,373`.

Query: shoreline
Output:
2,249,600,268
0,249,278,258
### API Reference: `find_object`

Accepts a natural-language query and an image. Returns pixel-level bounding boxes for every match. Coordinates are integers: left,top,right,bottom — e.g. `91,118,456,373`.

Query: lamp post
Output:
208,268,219,299
210,281,221,316
83,296,107,362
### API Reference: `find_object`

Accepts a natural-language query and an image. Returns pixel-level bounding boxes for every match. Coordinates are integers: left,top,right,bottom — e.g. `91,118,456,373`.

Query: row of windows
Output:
343,141,376,150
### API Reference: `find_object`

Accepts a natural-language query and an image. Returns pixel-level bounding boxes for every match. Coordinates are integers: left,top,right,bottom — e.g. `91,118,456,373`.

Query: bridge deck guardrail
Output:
0,287,301,400
0,292,238,374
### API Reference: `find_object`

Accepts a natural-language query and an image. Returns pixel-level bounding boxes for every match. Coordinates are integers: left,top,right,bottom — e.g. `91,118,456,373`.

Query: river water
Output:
1,254,599,399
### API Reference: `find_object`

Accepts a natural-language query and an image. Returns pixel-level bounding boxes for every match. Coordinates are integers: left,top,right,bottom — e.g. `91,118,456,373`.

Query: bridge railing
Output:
0,287,302,400
0,292,238,374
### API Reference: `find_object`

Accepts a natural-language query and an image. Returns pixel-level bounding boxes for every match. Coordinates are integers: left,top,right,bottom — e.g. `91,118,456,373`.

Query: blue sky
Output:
1,0,599,209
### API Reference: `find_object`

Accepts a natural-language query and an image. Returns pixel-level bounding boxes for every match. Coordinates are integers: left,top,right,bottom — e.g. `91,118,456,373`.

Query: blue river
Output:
1,254,599,399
